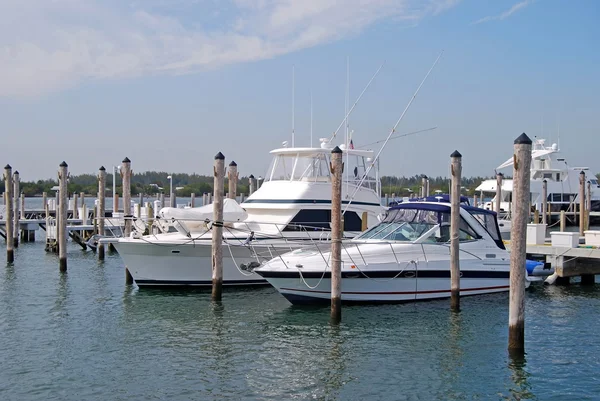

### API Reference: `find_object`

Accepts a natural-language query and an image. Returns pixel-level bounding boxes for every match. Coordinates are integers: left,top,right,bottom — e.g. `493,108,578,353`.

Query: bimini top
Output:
389,201,498,217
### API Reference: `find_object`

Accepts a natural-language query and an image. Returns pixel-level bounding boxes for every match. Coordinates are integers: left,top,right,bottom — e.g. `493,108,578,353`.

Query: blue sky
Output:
1,0,599,181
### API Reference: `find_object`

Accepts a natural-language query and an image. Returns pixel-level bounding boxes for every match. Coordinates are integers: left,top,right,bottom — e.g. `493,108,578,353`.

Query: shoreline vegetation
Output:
2,171,599,198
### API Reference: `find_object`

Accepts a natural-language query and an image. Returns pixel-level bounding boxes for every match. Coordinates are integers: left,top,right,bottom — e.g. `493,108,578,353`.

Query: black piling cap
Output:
580,170,586,175
249,174,255,179
497,172,504,177
14,170,19,175
422,174,428,179
60,161,68,167
215,152,225,160
450,150,462,158
99,166,106,171
514,133,532,145
229,161,237,167
4,164,11,169
331,146,342,154
122,157,131,163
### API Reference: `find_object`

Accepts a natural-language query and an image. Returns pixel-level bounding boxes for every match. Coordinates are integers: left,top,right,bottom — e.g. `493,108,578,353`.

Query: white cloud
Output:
472,0,534,25
0,0,460,97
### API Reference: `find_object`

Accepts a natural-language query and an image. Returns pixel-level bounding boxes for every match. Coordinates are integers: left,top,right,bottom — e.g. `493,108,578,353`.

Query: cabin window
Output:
283,210,362,232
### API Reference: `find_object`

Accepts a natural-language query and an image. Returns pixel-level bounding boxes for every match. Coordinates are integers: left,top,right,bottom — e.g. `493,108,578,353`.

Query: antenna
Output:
292,65,295,147
310,90,313,147
343,51,444,214
345,56,350,197
329,61,385,142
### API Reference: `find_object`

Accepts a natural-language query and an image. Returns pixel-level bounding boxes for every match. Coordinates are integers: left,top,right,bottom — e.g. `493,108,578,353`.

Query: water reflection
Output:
506,354,536,400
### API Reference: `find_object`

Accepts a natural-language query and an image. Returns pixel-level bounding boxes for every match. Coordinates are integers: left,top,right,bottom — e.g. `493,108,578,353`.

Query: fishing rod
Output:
357,126,438,149
329,61,386,142
343,50,444,214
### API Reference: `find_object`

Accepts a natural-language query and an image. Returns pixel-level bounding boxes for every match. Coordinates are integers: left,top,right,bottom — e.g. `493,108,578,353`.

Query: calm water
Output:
2,240,600,399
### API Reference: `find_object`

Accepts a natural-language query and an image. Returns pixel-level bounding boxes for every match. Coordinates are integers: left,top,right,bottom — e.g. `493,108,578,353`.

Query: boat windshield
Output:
356,207,479,242
266,153,330,182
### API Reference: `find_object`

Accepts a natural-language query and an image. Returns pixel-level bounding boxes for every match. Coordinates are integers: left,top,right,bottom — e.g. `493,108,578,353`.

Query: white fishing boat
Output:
254,201,530,304
108,139,385,287
476,138,600,216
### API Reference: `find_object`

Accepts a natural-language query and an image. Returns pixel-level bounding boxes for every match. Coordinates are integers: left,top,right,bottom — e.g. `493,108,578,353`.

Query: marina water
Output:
2,201,600,400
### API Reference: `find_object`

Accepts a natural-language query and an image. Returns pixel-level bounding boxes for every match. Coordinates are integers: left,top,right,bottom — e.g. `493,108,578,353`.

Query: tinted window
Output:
284,210,362,231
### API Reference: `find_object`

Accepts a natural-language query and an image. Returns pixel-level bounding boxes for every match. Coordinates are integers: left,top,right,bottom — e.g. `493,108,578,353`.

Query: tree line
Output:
1,171,599,198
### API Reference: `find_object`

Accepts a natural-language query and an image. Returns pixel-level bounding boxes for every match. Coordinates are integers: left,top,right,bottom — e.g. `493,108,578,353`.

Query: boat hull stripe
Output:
280,284,510,295
256,270,510,279
242,199,381,207
134,279,267,287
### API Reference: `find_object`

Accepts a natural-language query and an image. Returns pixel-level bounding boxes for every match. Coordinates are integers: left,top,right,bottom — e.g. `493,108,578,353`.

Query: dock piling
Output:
542,179,548,225
73,193,79,219
508,133,532,356
212,152,225,301
450,150,462,312
191,193,195,208
4,165,14,262
579,171,585,237
228,161,238,200
13,171,19,247
98,166,106,260
330,146,343,323
496,172,504,213
249,174,255,196
58,161,68,272
122,158,132,237
586,180,592,231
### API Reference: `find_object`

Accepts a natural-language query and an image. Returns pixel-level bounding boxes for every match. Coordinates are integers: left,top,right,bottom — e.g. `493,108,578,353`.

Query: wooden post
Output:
361,211,368,231
330,146,343,323
533,209,539,224
450,151,462,312
122,157,132,237
249,174,255,196
4,165,14,262
191,193,195,208
586,180,592,231
147,204,154,234
426,178,430,198
160,192,164,209
202,193,207,206
560,210,566,232
212,152,225,301
508,133,532,356
139,193,143,208
58,161,69,272
228,161,238,200
541,179,548,225
73,193,79,219
20,193,25,220
42,192,47,218
473,194,478,208
384,193,389,206
495,172,504,213
421,175,427,198
579,171,585,237
98,166,106,260
13,171,20,247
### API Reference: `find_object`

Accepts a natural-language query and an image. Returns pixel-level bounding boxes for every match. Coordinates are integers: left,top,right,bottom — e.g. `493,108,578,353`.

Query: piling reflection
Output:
506,354,536,400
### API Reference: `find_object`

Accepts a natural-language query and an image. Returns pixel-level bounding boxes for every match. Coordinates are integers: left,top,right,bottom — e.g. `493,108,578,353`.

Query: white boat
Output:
109,139,385,287
476,138,600,216
254,201,529,304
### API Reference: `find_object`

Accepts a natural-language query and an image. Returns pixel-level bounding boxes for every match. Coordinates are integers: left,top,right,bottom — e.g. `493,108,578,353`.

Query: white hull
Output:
115,237,317,287
258,261,511,304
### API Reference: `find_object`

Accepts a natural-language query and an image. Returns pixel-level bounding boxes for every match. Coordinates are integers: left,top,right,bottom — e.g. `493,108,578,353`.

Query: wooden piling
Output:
20,193,25,220
122,157,132,237
330,147,343,323
147,204,154,234
586,180,592,231
450,151,462,312
58,162,69,272
228,161,238,200
542,179,548,225
191,193,195,208
579,171,585,237
560,210,566,232
160,192,165,209
4,165,14,262
13,171,20,247
73,193,79,219
114,193,119,214
42,192,47,218
98,166,106,260
473,194,478,208
212,152,225,301
249,174,255,196
533,209,539,224
421,175,427,198
508,133,532,356
496,172,503,213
